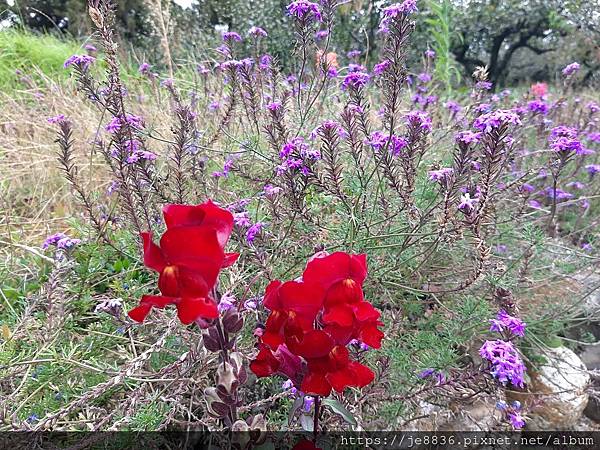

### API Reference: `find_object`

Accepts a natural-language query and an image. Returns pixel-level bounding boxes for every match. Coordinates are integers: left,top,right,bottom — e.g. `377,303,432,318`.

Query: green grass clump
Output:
0,29,82,91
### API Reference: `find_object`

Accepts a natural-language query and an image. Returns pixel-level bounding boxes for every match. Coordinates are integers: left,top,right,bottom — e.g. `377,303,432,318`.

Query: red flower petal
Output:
222,252,239,268
160,226,224,268
352,302,380,322
141,232,166,273
250,346,280,377
277,281,324,321
128,295,176,322
322,324,354,346
261,330,284,350
176,297,218,324
163,204,206,228
141,294,177,308
301,371,332,396
322,304,354,327
128,303,152,322
348,361,375,387
326,366,356,392
163,201,234,247
159,226,224,294
158,265,180,297
289,330,334,359
263,280,283,310
358,323,384,349
302,252,368,291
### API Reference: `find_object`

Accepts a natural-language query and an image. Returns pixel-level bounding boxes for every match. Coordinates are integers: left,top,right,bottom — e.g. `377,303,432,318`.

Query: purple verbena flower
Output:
458,193,477,212
341,71,370,90
476,81,493,90
428,167,454,183
64,54,95,70
286,0,322,22
479,340,526,388
562,62,580,77
246,222,266,244
248,26,268,38
47,114,66,124
528,100,549,115
373,60,391,76
473,109,521,132
222,31,242,42
585,164,600,176
456,130,482,145
489,310,526,337
405,110,432,132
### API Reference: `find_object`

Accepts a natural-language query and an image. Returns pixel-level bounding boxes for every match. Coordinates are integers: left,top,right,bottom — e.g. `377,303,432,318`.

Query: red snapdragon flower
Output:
250,252,383,396
302,252,384,349
128,201,238,324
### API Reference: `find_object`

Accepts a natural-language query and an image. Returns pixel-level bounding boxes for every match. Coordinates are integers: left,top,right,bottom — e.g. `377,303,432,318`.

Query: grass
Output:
0,29,83,91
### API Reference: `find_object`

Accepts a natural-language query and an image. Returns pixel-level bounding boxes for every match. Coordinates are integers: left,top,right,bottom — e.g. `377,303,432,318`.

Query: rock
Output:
572,271,600,335
526,346,590,430
406,396,502,431
584,395,600,423
581,346,600,371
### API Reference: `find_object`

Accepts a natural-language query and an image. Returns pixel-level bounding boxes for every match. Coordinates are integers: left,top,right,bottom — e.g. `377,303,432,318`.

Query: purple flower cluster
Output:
311,120,349,140
367,131,408,156
489,310,526,337
42,233,81,250
263,184,283,197
527,100,549,115
64,54,95,70
548,126,591,155
246,222,266,244
373,60,392,76
276,137,319,175
497,400,526,429
286,0,322,22
379,0,418,33
562,62,580,77
475,81,493,91
341,71,370,90
212,158,235,178
586,164,600,176
455,130,482,145
222,31,242,42
445,100,462,116
473,109,521,132
417,368,446,385
428,167,454,183
405,110,432,132
105,114,144,133
458,192,477,212
479,340,526,388
248,26,268,38
47,114,66,124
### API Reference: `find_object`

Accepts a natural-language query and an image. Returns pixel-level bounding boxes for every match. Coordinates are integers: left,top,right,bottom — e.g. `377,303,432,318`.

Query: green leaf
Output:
321,398,357,426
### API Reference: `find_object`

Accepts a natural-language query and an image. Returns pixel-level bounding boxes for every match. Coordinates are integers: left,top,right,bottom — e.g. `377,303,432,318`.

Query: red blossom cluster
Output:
128,201,238,324
250,252,384,396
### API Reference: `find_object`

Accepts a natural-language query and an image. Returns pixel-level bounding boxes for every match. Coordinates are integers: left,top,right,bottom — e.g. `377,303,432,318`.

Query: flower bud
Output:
218,361,239,394
222,308,244,334
202,327,221,352
204,387,229,418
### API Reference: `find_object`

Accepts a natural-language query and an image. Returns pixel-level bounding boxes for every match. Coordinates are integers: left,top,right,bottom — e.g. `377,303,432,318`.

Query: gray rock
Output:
526,346,590,430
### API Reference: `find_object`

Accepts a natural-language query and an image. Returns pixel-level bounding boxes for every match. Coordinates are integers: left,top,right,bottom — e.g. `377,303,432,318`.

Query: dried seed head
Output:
88,7,104,28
